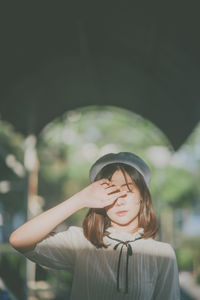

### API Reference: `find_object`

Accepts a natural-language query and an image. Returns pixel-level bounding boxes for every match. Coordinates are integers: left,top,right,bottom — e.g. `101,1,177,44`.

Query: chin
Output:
109,214,138,226
111,217,135,226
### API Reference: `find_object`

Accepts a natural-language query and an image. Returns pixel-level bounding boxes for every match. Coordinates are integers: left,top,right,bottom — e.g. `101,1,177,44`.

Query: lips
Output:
116,210,128,216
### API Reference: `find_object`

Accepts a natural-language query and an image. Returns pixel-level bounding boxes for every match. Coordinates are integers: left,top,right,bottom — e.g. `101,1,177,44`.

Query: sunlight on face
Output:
105,169,141,232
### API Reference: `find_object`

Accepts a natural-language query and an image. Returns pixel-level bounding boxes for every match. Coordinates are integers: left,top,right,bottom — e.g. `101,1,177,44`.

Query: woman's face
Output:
105,169,141,230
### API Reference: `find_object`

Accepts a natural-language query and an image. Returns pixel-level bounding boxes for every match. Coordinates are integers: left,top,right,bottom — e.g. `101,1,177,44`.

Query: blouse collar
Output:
106,226,144,242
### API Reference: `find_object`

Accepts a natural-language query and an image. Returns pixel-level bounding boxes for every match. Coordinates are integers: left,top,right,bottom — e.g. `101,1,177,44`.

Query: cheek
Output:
132,204,141,215
105,202,115,214
127,196,141,212
105,206,115,218
129,203,140,215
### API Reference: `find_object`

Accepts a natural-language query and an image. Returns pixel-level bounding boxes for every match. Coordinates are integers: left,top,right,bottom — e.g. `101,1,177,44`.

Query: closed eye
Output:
121,183,136,193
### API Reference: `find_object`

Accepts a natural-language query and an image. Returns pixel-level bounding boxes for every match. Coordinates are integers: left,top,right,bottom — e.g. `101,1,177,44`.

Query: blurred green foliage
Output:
176,248,194,271
176,236,200,278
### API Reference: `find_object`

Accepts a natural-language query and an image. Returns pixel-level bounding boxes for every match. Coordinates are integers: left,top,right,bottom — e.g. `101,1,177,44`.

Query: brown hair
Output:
82,163,158,248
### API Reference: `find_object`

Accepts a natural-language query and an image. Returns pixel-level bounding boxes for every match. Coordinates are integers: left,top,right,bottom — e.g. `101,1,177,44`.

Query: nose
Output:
116,196,126,206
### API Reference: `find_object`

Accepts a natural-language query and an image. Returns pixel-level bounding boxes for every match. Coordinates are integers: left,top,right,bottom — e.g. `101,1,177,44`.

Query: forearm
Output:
9,193,84,252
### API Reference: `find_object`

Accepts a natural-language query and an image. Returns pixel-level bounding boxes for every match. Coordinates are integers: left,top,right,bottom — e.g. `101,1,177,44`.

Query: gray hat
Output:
89,152,151,187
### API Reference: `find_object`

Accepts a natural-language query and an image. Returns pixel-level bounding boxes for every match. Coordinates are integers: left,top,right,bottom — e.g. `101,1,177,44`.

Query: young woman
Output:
9,152,180,300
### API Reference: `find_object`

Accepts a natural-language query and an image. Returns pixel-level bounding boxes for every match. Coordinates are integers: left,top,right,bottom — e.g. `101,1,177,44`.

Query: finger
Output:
101,183,110,189
106,186,120,194
99,178,110,185
104,183,118,189
103,198,116,207
103,192,127,207
109,191,127,200
100,181,112,188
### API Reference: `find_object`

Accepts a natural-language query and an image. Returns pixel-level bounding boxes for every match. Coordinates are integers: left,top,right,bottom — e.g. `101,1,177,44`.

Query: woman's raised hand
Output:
78,178,127,209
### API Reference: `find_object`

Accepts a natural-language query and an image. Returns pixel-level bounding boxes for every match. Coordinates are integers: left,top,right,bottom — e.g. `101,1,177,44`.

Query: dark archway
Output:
1,1,200,150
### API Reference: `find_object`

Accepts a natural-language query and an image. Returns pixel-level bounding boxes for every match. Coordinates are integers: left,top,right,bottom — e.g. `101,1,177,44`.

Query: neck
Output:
110,219,139,234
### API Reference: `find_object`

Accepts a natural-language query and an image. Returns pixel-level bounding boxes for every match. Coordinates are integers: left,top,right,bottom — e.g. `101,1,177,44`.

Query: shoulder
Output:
46,226,83,240
64,225,83,235
58,225,83,239
35,226,91,250
60,226,92,248
136,238,176,259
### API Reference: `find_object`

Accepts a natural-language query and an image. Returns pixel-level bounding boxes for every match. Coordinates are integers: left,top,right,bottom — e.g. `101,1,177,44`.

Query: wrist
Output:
66,192,86,210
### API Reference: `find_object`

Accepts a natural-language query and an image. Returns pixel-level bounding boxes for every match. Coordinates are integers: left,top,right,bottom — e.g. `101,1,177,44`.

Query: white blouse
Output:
23,226,180,300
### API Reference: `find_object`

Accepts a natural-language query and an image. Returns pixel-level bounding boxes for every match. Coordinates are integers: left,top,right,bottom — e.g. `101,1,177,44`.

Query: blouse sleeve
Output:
22,226,88,272
152,243,180,300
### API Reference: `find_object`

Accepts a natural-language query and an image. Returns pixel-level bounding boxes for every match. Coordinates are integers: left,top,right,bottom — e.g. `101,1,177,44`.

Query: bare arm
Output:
9,193,84,253
9,178,126,253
